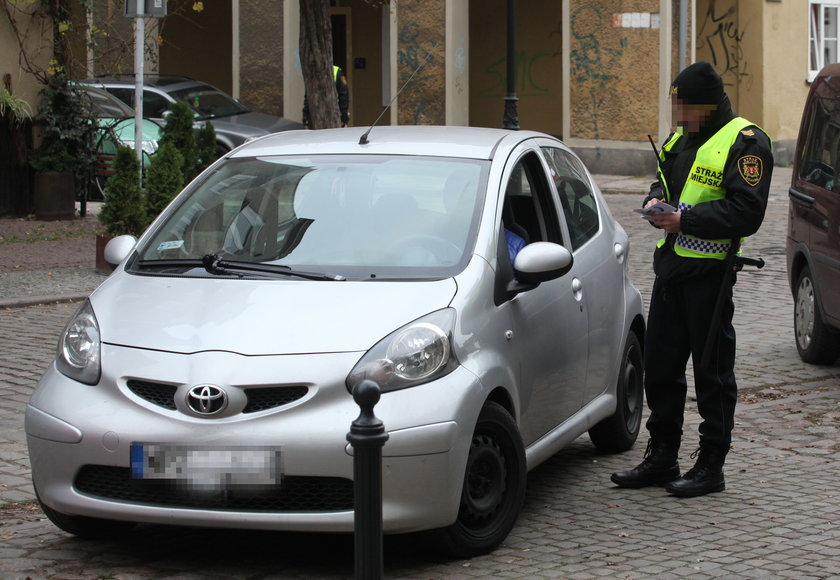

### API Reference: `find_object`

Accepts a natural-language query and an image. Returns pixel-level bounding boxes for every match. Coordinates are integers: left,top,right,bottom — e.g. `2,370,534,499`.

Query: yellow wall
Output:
695,0,808,146
1,3,53,106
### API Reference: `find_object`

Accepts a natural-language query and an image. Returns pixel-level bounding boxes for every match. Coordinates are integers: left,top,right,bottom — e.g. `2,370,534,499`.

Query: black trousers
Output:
643,271,737,452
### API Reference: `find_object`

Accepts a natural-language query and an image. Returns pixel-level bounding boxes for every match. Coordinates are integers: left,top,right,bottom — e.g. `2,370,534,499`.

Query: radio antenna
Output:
359,47,436,145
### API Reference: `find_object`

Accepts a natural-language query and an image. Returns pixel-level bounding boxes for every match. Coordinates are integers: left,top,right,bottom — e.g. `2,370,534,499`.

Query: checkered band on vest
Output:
675,202,731,255
675,235,731,254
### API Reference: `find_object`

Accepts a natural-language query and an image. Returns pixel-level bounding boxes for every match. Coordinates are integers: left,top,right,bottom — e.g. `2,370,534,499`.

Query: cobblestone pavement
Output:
1,167,838,579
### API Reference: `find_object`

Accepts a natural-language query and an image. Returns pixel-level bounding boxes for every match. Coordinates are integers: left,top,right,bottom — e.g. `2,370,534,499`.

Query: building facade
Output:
1,0,821,171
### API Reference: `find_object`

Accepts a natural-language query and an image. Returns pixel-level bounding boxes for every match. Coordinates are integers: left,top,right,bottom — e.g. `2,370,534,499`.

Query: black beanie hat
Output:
670,61,724,105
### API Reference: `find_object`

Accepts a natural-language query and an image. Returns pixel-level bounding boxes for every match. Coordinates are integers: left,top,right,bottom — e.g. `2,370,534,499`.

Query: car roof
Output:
232,126,559,160
811,63,840,100
81,75,210,93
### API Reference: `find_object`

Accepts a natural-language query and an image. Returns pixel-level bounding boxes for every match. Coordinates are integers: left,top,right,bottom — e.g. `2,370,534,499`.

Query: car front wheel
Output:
432,401,526,557
587,331,643,452
794,266,840,364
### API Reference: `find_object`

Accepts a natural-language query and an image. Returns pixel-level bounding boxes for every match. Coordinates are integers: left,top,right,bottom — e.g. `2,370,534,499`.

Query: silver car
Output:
80,75,304,154
27,126,645,557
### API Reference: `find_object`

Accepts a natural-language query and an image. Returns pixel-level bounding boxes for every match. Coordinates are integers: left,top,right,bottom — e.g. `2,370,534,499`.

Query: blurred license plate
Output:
130,443,282,488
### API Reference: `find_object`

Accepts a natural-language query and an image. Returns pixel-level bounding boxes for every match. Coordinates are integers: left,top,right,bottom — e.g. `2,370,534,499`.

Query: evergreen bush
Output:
145,142,184,221
99,146,147,237
160,101,197,183
195,120,217,175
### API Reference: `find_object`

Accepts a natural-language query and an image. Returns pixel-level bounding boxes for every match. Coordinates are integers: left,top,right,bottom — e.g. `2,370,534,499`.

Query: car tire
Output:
432,401,526,558
36,489,136,538
587,331,643,453
794,266,840,364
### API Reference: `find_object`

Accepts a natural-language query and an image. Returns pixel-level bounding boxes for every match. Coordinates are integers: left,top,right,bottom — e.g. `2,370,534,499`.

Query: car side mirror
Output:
104,235,137,266
507,242,574,297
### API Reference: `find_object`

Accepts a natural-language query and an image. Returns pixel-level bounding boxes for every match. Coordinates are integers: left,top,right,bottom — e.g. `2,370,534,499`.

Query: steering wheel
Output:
390,234,463,266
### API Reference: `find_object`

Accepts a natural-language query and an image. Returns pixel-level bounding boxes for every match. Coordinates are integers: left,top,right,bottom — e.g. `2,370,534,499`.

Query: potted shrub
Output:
0,81,33,216
96,145,148,272
29,72,98,220
145,141,184,222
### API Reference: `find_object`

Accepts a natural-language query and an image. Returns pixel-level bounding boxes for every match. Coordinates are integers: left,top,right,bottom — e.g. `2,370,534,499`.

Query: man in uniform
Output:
611,61,773,497
302,65,350,128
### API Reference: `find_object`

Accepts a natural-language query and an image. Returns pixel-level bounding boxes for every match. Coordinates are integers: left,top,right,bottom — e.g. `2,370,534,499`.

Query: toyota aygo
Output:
26,126,645,556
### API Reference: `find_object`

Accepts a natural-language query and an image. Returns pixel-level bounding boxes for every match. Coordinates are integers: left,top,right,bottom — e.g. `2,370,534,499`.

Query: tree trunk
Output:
299,0,340,129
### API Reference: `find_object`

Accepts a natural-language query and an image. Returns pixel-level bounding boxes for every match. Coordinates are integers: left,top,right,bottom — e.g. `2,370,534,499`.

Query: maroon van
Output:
787,63,840,364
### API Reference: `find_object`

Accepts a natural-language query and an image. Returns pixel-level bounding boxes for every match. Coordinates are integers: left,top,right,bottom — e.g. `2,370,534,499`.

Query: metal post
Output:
502,0,519,130
134,0,144,184
346,380,389,580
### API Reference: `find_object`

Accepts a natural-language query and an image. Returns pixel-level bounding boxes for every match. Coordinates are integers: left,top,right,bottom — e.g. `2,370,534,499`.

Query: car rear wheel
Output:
587,331,643,452
794,266,840,364
432,401,526,557
36,489,136,538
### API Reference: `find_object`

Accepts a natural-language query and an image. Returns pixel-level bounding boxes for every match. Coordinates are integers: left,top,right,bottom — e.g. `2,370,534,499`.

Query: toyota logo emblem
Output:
186,384,227,415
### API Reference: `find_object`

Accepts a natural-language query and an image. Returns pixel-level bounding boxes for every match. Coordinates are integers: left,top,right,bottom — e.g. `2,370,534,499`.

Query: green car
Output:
78,85,162,198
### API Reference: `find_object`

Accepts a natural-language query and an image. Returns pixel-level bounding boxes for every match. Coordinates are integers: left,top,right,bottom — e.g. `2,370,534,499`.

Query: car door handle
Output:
614,242,626,263
571,277,583,302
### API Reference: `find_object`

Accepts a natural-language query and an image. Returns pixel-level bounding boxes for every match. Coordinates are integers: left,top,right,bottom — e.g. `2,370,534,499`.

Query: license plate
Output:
130,443,282,489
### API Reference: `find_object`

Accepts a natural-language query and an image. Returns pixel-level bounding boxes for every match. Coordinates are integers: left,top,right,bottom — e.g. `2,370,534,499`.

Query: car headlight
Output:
56,300,101,385
346,309,458,393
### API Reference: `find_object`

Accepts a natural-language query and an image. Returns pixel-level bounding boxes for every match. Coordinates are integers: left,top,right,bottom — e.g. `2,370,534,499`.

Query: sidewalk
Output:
0,175,652,309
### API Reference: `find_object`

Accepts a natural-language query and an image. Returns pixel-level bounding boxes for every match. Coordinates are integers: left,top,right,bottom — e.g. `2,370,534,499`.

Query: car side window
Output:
800,97,840,192
143,91,172,119
107,88,134,108
541,146,600,250
502,151,562,249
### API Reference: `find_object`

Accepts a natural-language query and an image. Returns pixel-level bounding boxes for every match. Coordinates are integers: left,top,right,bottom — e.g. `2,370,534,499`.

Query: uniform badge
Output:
738,155,763,186
740,129,755,137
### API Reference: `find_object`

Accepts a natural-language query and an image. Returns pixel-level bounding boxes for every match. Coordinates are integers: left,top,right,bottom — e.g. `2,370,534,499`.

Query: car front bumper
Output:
26,345,486,534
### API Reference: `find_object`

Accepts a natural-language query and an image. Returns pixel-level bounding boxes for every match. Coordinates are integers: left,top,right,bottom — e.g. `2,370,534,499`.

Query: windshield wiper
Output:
135,256,345,281
201,254,346,281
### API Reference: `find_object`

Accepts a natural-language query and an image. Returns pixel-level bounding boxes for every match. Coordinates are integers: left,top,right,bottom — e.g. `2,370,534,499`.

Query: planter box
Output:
96,234,115,274
33,171,76,220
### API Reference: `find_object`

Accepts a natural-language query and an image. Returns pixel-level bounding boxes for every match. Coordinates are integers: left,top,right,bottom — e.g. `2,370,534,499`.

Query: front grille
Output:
243,386,309,413
75,465,354,512
127,380,178,410
126,381,309,414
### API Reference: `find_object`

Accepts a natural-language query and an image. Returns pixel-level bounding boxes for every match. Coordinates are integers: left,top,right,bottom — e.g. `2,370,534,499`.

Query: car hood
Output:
89,274,457,355
206,111,304,136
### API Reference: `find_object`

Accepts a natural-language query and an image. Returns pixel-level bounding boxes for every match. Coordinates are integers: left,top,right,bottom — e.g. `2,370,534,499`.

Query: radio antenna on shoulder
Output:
359,48,436,145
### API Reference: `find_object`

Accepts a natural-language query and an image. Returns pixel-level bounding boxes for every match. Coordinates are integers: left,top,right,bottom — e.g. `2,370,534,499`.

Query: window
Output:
799,96,840,192
541,147,600,250
810,1,840,82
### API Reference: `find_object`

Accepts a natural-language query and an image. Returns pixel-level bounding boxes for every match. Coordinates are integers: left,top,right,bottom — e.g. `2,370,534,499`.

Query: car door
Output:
541,143,625,406
791,93,840,326
495,144,588,446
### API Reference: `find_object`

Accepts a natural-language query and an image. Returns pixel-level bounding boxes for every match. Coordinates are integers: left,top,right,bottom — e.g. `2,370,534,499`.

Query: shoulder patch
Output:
738,155,763,186
741,129,755,137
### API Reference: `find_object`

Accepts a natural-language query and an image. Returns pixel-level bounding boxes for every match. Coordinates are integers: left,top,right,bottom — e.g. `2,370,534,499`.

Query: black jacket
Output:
648,94,774,283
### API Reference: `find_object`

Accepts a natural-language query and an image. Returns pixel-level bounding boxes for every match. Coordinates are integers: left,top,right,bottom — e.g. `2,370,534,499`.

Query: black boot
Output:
611,439,680,488
665,447,726,497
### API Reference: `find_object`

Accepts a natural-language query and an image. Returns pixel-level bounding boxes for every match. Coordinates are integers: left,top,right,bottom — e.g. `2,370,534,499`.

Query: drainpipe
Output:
679,0,688,70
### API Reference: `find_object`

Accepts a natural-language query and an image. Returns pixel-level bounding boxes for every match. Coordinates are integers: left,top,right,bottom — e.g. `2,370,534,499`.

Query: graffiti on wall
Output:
477,51,552,98
697,0,752,88
569,6,624,139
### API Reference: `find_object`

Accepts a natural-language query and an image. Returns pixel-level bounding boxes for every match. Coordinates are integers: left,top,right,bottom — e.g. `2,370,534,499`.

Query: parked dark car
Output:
80,75,304,155
787,63,840,364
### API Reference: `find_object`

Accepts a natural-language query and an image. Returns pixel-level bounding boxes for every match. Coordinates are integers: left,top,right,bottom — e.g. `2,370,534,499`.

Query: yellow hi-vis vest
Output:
657,117,761,260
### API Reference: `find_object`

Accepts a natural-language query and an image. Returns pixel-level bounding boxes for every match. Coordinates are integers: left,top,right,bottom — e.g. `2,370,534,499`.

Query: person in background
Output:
302,65,349,128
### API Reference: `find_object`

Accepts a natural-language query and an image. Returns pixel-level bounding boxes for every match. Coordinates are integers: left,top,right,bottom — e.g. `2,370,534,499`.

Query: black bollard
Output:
347,380,389,580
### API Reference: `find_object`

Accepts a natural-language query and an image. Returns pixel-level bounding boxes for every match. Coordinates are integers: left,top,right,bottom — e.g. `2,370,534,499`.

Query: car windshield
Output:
170,85,250,119
134,155,488,280
80,87,135,119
